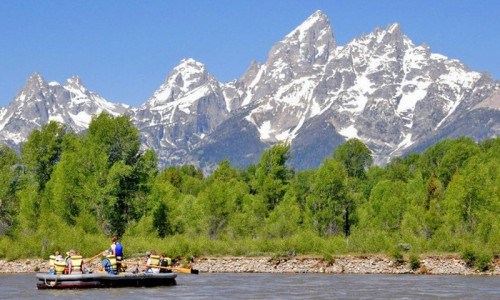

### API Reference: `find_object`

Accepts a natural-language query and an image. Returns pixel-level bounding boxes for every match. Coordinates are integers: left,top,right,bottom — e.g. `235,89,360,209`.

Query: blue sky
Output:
0,0,498,107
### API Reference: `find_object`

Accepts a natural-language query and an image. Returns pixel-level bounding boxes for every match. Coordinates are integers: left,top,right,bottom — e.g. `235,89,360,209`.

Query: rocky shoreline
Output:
1,255,499,275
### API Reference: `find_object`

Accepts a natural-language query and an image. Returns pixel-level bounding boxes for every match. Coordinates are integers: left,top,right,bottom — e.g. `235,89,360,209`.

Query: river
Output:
1,273,499,299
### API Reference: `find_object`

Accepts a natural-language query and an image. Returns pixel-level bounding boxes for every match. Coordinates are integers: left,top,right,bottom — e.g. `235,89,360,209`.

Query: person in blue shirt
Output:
101,250,118,275
110,236,124,271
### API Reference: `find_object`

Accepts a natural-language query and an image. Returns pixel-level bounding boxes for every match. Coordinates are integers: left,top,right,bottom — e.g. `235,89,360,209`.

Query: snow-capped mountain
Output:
131,58,229,165
0,10,498,171
189,10,498,169
0,73,128,148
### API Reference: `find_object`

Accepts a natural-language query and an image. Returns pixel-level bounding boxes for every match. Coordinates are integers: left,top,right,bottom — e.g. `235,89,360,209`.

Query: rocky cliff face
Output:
188,11,498,169
131,58,230,166
0,10,498,171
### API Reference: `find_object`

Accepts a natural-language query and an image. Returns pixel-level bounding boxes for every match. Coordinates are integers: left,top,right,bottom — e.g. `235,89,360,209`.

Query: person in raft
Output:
49,250,63,274
101,250,118,275
65,249,84,274
109,236,124,271
110,236,124,259
55,251,63,261
158,253,172,273
145,250,161,273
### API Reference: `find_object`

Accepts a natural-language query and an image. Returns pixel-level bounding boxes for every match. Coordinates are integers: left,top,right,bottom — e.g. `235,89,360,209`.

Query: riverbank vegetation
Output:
0,114,498,268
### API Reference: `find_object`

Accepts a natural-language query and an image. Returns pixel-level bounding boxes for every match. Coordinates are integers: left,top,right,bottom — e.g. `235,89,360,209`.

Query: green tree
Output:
0,145,20,235
253,143,294,209
264,192,301,238
20,121,67,191
361,180,409,232
306,158,347,236
16,122,68,235
333,139,372,179
153,201,172,238
437,137,479,186
87,113,140,166
198,179,247,238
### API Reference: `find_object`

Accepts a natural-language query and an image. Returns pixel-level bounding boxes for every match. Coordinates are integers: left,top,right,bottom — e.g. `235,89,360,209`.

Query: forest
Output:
0,114,498,267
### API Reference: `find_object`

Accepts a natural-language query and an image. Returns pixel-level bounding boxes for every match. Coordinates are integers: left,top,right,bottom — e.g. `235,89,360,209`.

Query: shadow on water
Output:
1,273,499,299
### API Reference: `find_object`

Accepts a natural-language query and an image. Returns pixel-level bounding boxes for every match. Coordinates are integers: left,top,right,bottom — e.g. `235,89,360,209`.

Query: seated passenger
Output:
145,250,160,273
69,252,83,274
65,249,75,274
101,250,118,275
55,250,63,261
145,251,152,273
158,253,172,273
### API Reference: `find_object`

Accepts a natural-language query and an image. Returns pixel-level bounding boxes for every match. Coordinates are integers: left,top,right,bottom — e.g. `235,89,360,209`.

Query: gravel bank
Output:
1,255,498,275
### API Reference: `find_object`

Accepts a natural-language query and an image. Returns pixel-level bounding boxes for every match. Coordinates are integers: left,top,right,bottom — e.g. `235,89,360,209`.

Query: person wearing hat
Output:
101,250,118,275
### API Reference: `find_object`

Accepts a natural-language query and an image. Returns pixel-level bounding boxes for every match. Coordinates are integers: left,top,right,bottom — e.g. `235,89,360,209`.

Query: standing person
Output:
110,236,124,271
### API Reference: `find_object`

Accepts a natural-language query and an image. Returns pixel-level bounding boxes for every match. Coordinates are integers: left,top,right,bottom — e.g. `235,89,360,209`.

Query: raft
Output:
36,272,177,289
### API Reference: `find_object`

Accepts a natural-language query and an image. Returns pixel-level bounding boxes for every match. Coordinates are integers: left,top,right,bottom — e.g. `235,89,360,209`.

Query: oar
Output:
132,262,199,274
84,251,103,264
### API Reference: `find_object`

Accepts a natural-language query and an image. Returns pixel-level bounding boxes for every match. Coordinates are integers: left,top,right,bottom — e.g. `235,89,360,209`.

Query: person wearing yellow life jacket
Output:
48,254,56,275
69,253,83,274
158,253,172,273
51,250,65,275
145,250,160,273
65,249,84,274
110,236,124,271
101,250,118,275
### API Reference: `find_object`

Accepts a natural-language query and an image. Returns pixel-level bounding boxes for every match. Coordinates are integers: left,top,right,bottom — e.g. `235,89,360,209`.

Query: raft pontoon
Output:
36,272,177,289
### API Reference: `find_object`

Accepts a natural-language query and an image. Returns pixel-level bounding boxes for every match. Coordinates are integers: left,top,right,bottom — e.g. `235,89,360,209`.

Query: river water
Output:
0,273,498,299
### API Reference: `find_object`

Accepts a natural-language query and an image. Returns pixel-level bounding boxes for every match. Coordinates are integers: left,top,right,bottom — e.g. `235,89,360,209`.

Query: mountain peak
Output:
265,10,335,71
146,58,216,106
285,10,332,41
176,58,205,72
26,72,47,88
65,75,84,87
387,23,401,34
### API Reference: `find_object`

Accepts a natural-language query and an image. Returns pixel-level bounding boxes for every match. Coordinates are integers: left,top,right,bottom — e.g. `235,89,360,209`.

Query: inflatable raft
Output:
36,272,177,289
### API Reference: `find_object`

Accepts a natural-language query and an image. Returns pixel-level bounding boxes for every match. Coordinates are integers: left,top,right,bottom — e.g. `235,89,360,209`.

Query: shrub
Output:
462,248,492,272
390,249,405,266
409,254,421,271
475,252,492,272
462,248,476,268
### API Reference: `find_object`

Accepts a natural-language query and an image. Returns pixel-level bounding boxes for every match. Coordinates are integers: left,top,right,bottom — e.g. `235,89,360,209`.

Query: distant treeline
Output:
0,113,498,261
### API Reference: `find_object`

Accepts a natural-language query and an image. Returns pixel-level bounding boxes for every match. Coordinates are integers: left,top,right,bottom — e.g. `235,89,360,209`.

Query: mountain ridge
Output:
0,10,498,171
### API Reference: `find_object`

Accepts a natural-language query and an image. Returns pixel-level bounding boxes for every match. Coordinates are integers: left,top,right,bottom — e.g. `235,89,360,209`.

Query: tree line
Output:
0,113,498,261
